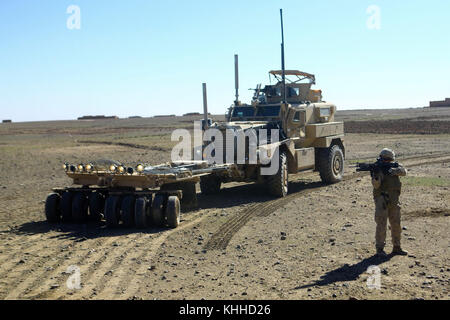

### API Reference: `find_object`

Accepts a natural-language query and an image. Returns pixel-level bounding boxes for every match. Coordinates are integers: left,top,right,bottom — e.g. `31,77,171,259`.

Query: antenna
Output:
280,9,287,104
234,54,239,105
202,83,209,130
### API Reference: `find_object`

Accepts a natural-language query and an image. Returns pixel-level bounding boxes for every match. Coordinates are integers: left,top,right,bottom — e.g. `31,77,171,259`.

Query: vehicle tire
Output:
72,192,89,223
318,144,344,184
166,196,181,228
199,175,221,195
121,195,136,227
134,197,148,228
267,151,288,197
45,193,61,223
89,191,105,222
61,191,73,222
151,194,166,227
105,196,121,227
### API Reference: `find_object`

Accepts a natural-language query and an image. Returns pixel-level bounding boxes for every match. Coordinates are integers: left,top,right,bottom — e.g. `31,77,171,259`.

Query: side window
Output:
293,111,306,123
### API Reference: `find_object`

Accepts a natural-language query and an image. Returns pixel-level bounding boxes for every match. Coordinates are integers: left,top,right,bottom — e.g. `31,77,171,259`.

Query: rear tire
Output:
72,192,89,223
121,196,136,227
200,175,221,195
105,196,121,227
134,197,148,228
267,151,288,197
151,194,166,227
45,193,61,223
318,145,344,184
166,196,181,228
61,192,73,222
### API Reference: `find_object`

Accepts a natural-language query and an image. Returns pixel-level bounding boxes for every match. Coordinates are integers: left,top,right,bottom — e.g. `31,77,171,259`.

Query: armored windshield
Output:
232,107,255,118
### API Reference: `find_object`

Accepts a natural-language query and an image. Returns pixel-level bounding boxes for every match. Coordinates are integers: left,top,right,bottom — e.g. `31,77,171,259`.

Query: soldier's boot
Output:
376,247,387,257
392,246,408,256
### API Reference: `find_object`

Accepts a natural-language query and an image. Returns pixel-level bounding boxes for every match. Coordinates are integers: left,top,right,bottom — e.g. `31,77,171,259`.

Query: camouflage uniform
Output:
371,149,408,256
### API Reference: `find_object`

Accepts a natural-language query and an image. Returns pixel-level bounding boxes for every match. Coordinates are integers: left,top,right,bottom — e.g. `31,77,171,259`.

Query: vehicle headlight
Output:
77,164,84,172
136,164,144,173
109,165,117,172
118,166,125,174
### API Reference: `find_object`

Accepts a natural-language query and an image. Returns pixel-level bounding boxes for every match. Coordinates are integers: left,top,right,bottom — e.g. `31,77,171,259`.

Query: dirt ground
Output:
0,108,449,300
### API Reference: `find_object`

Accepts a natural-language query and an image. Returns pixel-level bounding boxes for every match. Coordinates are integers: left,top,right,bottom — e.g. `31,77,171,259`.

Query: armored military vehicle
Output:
198,67,345,198
198,10,344,197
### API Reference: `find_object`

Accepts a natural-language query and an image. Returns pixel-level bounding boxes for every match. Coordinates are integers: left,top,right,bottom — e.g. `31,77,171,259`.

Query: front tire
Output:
318,144,344,184
267,151,288,197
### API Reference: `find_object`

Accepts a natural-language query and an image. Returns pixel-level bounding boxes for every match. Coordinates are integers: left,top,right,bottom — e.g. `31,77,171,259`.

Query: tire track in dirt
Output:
0,233,82,299
205,154,450,251
24,233,142,300
3,234,121,299
114,209,220,299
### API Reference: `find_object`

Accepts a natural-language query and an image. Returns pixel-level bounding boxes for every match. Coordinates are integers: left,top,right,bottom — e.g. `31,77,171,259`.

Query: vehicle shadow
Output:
293,254,392,290
11,178,325,239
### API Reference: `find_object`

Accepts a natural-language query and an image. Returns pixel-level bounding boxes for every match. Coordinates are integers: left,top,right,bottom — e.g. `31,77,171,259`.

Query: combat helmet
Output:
379,148,395,161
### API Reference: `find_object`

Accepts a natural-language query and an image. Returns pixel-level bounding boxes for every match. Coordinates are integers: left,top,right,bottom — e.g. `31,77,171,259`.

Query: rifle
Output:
355,158,399,177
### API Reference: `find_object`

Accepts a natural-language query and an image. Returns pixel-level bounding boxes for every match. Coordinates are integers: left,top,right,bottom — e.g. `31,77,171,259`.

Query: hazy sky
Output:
1,0,449,122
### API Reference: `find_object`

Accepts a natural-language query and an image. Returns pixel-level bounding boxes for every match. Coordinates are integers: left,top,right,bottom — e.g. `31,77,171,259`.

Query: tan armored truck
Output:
198,68,345,198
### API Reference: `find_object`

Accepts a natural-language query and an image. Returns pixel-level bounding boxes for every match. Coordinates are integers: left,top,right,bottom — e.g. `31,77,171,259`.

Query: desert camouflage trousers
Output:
374,193,402,249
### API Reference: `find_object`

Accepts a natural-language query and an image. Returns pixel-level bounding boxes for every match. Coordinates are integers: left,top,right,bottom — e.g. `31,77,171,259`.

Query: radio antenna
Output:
280,9,287,103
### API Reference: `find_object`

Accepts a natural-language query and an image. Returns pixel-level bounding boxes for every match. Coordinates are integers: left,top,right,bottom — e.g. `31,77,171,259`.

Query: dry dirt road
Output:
0,114,449,300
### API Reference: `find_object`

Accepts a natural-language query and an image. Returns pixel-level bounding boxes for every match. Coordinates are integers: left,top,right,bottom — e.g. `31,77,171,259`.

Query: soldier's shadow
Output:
294,254,392,290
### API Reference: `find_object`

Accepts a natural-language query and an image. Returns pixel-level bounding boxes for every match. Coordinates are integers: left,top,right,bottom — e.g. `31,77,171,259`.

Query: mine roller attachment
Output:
318,144,344,184
45,193,61,222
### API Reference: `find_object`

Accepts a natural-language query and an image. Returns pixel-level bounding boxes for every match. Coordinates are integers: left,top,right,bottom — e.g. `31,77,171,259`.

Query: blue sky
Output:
0,0,449,122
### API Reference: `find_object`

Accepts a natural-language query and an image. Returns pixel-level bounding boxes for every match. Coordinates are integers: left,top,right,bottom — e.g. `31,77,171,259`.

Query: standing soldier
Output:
372,148,408,257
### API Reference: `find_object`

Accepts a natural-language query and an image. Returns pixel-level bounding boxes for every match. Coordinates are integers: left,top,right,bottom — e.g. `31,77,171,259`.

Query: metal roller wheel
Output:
105,196,121,227
166,196,181,228
45,193,61,223
61,191,73,222
72,192,89,223
134,197,148,229
151,194,166,227
89,191,105,222
121,195,136,227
